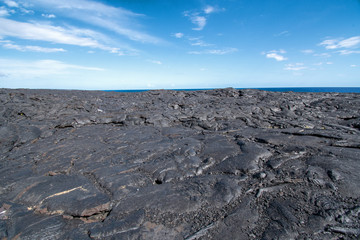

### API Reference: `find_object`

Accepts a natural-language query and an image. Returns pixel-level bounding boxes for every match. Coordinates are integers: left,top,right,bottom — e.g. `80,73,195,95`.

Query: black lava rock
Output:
0,88,359,239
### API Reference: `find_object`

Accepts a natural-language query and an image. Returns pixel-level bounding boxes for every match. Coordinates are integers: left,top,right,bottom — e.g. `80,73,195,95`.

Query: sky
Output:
0,0,359,90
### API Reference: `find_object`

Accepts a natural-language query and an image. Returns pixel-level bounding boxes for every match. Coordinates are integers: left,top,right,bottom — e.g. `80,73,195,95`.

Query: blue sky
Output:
0,0,359,90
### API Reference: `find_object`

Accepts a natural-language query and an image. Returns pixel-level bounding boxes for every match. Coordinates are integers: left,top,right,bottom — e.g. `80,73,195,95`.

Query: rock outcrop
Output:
0,88,359,239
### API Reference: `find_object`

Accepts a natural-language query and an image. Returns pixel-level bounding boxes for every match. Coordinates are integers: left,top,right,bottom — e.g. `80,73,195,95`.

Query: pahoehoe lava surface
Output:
0,88,360,239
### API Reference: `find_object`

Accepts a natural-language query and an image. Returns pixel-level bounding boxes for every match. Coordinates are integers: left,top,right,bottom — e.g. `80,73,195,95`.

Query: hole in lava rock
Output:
154,179,163,185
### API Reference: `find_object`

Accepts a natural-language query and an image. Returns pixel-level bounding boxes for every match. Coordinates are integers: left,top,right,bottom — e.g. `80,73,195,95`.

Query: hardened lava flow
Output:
0,88,359,239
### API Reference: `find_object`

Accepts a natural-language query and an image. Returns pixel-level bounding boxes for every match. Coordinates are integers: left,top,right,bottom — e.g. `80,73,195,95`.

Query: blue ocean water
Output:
107,87,360,93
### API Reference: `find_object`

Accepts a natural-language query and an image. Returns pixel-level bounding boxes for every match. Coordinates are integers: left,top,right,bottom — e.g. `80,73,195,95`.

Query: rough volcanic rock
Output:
0,88,359,239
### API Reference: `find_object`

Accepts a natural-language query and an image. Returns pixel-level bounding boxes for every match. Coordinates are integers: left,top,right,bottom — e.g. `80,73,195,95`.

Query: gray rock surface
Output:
0,88,359,239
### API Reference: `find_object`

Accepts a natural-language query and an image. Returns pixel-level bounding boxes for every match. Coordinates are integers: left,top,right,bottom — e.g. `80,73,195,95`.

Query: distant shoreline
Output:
106,87,360,93
2,87,360,93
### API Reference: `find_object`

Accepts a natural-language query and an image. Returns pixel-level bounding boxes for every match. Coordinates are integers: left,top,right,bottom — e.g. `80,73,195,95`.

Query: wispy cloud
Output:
284,63,307,71
319,39,338,50
0,18,98,47
147,59,162,65
192,16,207,30
266,53,287,61
0,7,9,17
28,0,162,44
301,49,314,54
3,0,19,8
173,32,184,39
176,34,234,54
264,50,287,61
184,12,207,31
188,47,237,55
42,13,56,18
189,37,213,47
184,5,223,31
39,59,104,71
338,36,360,48
313,62,331,65
2,0,32,14
204,6,215,14
320,36,360,50
274,31,290,37
313,52,331,58
0,58,104,79
1,41,66,52
337,49,360,55
204,5,224,14
0,18,134,55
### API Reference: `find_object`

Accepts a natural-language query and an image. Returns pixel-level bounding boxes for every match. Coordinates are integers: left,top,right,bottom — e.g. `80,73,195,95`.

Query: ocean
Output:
107,87,360,93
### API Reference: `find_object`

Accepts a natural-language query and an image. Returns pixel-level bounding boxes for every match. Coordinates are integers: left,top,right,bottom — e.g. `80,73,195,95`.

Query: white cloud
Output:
313,62,330,66
189,37,213,47
320,39,338,49
4,0,19,8
184,5,223,31
320,36,360,50
284,63,307,71
274,31,290,37
173,32,184,38
39,59,104,71
266,53,287,61
42,13,56,18
268,53,287,61
28,0,162,44
2,1,33,14
313,53,331,58
302,49,314,54
191,41,211,47
191,15,206,31
147,59,162,65
0,58,104,80
188,47,238,55
0,7,9,17
207,48,237,54
0,18,135,54
2,42,66,52
204,6,215,14
21,9,32,14
204,5,224,14
264,50,287,61
0,18,98,46
184,11,207,31
337,50,360,55
350,64,357,67
339,36,360,48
